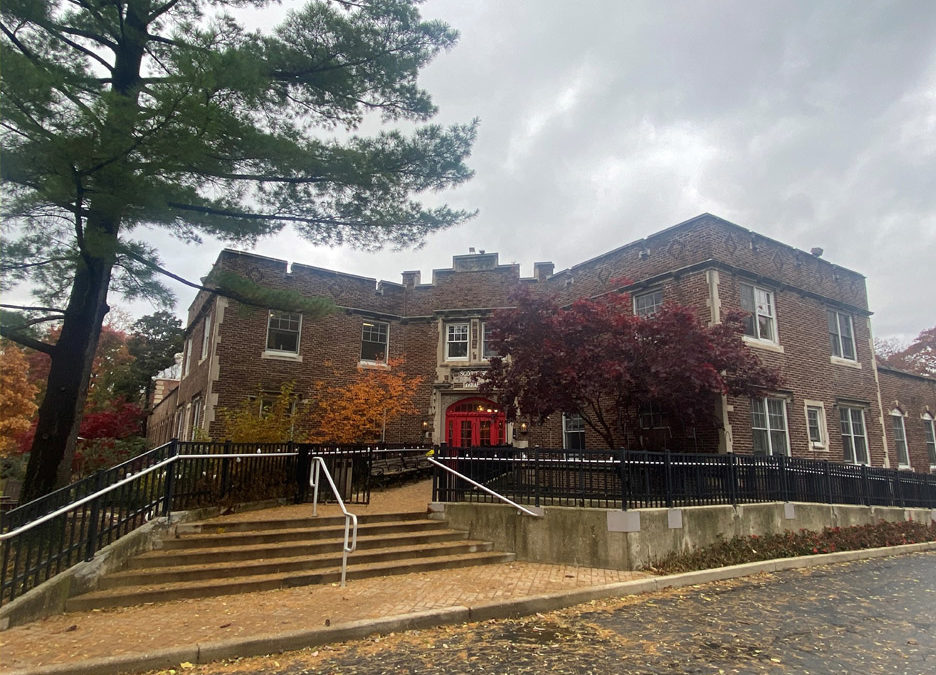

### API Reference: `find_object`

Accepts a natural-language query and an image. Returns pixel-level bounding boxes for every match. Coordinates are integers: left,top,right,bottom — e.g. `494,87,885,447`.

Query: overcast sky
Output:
138,0,935,341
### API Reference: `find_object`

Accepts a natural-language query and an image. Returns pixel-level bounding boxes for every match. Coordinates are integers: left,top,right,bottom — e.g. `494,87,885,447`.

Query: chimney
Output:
533,261,555,281
401,270,421,288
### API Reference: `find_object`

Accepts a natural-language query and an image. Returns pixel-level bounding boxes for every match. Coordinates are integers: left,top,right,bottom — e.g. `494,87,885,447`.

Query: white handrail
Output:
426,456,543,517
309,456,358,586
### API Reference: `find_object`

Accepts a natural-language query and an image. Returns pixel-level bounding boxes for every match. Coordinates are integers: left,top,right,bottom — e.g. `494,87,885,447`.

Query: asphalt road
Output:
181,552,936,675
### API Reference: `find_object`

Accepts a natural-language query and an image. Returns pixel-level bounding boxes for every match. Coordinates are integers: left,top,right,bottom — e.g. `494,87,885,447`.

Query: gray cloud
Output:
131,0,935,341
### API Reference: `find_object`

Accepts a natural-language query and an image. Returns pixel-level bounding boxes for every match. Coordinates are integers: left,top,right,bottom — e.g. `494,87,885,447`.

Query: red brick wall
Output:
877,367,936,472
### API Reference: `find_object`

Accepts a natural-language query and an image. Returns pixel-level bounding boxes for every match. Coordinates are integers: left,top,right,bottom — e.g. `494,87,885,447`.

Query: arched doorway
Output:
445,398,506,447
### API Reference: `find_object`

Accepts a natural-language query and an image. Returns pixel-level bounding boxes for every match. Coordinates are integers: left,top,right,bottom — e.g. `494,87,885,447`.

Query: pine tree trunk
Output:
22,248,114,502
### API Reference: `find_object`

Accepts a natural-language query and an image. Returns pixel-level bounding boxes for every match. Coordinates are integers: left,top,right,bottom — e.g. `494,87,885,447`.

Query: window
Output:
840,407,869,465
639,401,665,429
200,313,212,362
563,413,585,451
891,411,909,468
266,311,301,353
805,402,828,449
740,283,776,342
828,311,856,361
182,338,192,378
361,320,389,362
751,397,789,456
191,396,202,437
923,415,936,467
482,322,498,359
634,290,663,318
446,322,469,360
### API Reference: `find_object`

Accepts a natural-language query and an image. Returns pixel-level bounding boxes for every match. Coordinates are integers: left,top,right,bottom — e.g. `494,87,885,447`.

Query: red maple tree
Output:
480,289,782,449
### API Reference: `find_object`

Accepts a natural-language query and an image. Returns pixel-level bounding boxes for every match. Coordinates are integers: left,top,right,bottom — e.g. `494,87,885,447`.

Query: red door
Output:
445,398,506,447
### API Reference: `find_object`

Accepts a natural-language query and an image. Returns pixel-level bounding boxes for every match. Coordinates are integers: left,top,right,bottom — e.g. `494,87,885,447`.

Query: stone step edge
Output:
163,520,447,547
177,511,428,532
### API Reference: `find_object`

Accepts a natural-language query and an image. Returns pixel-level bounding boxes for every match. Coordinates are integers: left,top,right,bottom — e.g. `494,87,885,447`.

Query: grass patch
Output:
645,519,936,575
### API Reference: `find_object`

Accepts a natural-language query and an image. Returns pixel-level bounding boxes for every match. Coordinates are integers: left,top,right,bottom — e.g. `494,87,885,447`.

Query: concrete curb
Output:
6,542,936,675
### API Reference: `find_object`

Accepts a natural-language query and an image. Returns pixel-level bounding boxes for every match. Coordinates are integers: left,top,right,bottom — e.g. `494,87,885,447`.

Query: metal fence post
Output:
431,445,439,502
619,449,628,511
824,460,833,504
294,443,309,504
162,439,178,518
221,439,233,501
893,469,904,508
534,446,541,508
778,454,789,502
861,464,871,506
664,449,673,509
728,453,738,506
84,470,106,562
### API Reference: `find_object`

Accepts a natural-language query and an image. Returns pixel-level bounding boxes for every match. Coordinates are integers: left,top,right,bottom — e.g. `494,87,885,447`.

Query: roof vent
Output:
810,247,824,257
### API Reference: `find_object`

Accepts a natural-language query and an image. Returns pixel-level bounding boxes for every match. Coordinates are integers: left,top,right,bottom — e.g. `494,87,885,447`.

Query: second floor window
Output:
267,311,301,353
634,290,663,318
446,322,469,360
201,313,212,361
361,321,389,362
806,404,827,448
740,283,776,342
482,322,498,359
828,310,856,360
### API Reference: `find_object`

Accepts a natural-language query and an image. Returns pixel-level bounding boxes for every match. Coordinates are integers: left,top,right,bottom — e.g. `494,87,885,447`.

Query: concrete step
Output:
160,518,448,550
174,511,427,535
99,539,494,589
128,529,469,569
65,550,516,612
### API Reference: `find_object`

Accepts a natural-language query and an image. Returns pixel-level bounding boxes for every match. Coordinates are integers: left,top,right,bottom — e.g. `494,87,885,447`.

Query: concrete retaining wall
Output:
434,501,936,571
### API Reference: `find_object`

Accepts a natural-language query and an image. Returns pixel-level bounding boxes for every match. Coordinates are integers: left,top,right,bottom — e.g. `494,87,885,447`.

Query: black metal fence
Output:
0,441,430,607
432,447,936,511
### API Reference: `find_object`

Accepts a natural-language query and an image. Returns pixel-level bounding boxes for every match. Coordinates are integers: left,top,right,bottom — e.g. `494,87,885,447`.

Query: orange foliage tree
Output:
308,359,423,444
0,344,39,456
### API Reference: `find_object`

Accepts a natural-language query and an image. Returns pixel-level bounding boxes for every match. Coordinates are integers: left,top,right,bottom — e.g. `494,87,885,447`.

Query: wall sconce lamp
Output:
519,422,529,433
421,420,430,432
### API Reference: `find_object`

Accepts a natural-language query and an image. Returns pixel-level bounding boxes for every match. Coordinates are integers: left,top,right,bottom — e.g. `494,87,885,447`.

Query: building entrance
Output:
445,398,506,447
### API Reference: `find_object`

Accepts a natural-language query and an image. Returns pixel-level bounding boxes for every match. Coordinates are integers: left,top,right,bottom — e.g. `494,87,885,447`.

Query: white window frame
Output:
828,310,857,362
182,338,192,378
191,395,202,438
563,413,585,451
638,400,666,429
740,283,777,343
891,410,910,469
840,406,870,465
481,322,498,360
750,397,790,456
634,289,664,318
360,320,389,364
922,413,936,470
445,322,470,361
265,310,302,355
804,400,828,451
200,313,212,363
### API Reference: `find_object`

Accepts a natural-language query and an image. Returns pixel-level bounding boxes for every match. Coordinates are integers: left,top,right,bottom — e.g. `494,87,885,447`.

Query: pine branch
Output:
0,326,55,355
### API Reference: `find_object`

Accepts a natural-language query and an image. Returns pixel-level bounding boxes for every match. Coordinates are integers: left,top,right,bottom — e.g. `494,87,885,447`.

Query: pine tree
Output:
1,0,476,499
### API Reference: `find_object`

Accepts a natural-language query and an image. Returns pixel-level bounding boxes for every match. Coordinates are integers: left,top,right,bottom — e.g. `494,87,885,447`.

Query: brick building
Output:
147,213,936,472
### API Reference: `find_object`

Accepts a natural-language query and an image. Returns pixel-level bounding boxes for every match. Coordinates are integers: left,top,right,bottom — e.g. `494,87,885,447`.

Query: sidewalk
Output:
0,479,647,673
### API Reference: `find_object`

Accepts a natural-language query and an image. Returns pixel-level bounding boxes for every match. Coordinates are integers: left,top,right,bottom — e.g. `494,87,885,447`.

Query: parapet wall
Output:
435,501,936,571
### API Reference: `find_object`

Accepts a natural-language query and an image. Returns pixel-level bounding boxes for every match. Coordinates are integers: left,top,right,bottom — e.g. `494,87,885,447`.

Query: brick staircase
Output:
65,511,512,612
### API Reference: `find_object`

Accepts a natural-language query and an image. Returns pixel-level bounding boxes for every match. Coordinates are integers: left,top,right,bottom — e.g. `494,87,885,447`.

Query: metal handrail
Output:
426,456,543,517
309,456,358,586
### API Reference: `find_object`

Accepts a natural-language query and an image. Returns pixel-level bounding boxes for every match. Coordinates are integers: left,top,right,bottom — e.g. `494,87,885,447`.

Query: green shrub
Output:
645,519,936,574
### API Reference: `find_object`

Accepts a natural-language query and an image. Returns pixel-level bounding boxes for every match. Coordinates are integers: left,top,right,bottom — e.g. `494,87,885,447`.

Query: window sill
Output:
809,444,828,451
897,464,913,471
742,336,785,353
261,350,303,362
830,356,861,369
359,360,389,369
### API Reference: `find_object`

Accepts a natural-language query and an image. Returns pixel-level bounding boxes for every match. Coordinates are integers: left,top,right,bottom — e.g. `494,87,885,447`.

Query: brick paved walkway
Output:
0,479,647,672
